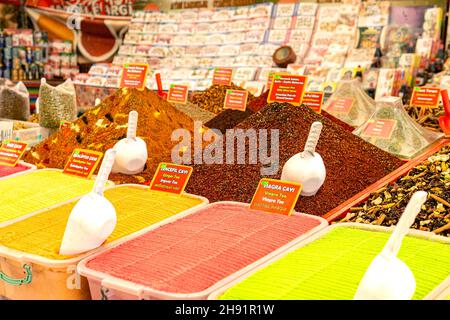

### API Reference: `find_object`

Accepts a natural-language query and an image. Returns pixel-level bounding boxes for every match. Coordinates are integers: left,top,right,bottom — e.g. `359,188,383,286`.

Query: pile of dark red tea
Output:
186,102,404,216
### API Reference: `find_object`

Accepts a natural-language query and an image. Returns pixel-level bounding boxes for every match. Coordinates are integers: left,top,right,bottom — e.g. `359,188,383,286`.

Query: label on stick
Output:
0,141,27,167
224,89,248,111
325,97,354,114
301,92,324,113
250,178,302,216
63,149,103,179
212,68,233,86
149,162,193,195
120,63,149,90
362,119,397,139
267,74,308,106
410,87,440,108
167,84,189,104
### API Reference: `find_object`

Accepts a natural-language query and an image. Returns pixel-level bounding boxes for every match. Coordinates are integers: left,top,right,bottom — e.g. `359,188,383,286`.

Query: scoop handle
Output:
95,98,101,106
93,149,116,196
381,191,428,257
127,111,138,140
441,89,450,116
304,121,323,156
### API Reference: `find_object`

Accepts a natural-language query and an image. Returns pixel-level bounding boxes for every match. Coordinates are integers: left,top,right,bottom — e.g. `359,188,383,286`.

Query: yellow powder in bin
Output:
0,170,97,223
0,186,205,260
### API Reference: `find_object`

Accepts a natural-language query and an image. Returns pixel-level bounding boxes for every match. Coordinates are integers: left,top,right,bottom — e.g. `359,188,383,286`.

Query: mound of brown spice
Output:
204,109,255,134
23,87,199,185
186,102,404,216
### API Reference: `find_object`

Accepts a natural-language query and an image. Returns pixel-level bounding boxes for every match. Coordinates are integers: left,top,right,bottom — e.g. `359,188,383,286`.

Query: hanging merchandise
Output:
38,78,77,128
0,81,30,121
323,79,376,128
353,96,444,159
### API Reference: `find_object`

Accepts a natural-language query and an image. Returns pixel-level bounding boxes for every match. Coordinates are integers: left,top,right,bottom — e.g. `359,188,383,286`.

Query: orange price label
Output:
120,63,149,90
267,74,308,106
266,71,289,92
362,119,397,139
63,149,104,179
410,87,441,108
0,140,28,167
60,120,71,129
301,92,324,113
326,97,354,114
224,89,248,111
250,178,302,216
167,84,189,104
212,68,233,86
149,162,193,195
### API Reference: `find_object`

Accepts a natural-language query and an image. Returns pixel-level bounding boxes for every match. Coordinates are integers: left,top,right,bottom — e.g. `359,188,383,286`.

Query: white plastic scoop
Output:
281,121,326,196
354,191,428,300
59,149,118,256
111,110,148,175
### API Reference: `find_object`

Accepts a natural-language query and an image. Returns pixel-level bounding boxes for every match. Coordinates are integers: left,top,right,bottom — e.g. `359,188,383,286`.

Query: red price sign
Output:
266,71,289,92
362,119,397,139
63,149,104,179
149,163,193,195
212,68,233,86
0,141,27,167
326,97,354,114
120,63,149,90
301,92,324,113
410,87,441,108
60,120,71,129
167,84,189,104
267,74,308,106
250,178,302,216
224,89,248,111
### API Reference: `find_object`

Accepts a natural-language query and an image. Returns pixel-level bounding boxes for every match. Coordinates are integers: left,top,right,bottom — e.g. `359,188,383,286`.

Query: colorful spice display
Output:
84,202,322,296
205,109,254,134
340,145,450,237
173,103,216,123
247,90,269,113
217,227,450,300
191,83,255,114
186,103,403,216
23,88,199,184
0,163,30,178
406,104,443,133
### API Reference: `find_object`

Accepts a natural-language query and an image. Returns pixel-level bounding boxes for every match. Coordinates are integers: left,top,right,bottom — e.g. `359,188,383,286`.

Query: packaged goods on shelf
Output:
186,102,403,217
0,185,207,300
353,97,443,159
78,202,327,300
24,88,202,185
214,224,449,300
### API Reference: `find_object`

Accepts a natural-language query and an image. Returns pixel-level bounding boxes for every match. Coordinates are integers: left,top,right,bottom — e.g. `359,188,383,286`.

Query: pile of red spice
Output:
186,102,404,216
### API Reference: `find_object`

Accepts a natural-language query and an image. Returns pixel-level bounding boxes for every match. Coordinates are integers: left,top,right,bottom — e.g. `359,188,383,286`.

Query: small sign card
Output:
63,149,104,179
362,119,397,139
167,84,189,104
301,92,324,113
223,89,248,111
267,74,308,106
149,162,193,195
325,97,354,114
120,63,149,90
0,140,27,167
212,68,233,86
250,178,302,216
410,87,440,108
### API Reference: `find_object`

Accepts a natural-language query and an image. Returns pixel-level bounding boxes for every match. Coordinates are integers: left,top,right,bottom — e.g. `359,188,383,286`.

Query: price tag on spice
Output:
149,162,193,195
267,74,308,106
120,63,149,90
223,89,248,111
362,119,397,139
167,84,189,104
63,149,104,179
60,120,71,130
266,71,289,92
0,140,28,167
410,87,441,108
301,92,324,113
250,178,302,216
212,68,233,86
325,97,354,114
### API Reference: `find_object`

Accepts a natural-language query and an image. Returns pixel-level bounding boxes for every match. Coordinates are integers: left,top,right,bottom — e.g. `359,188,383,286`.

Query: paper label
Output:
149,162,193,195
250,178,302,216
224,89,248,111
362,119,397,139
212,68,233,86
63,149,104,179
410,87,440,108
266,71,289,93
0,140,27,167
120,63,149,90
301,92,324,113
267,74,308,106
167,84,189,104
326,97,354,114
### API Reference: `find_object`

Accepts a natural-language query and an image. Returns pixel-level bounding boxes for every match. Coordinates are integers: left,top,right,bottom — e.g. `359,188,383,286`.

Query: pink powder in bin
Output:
85,202,323,296
0,163,29,177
